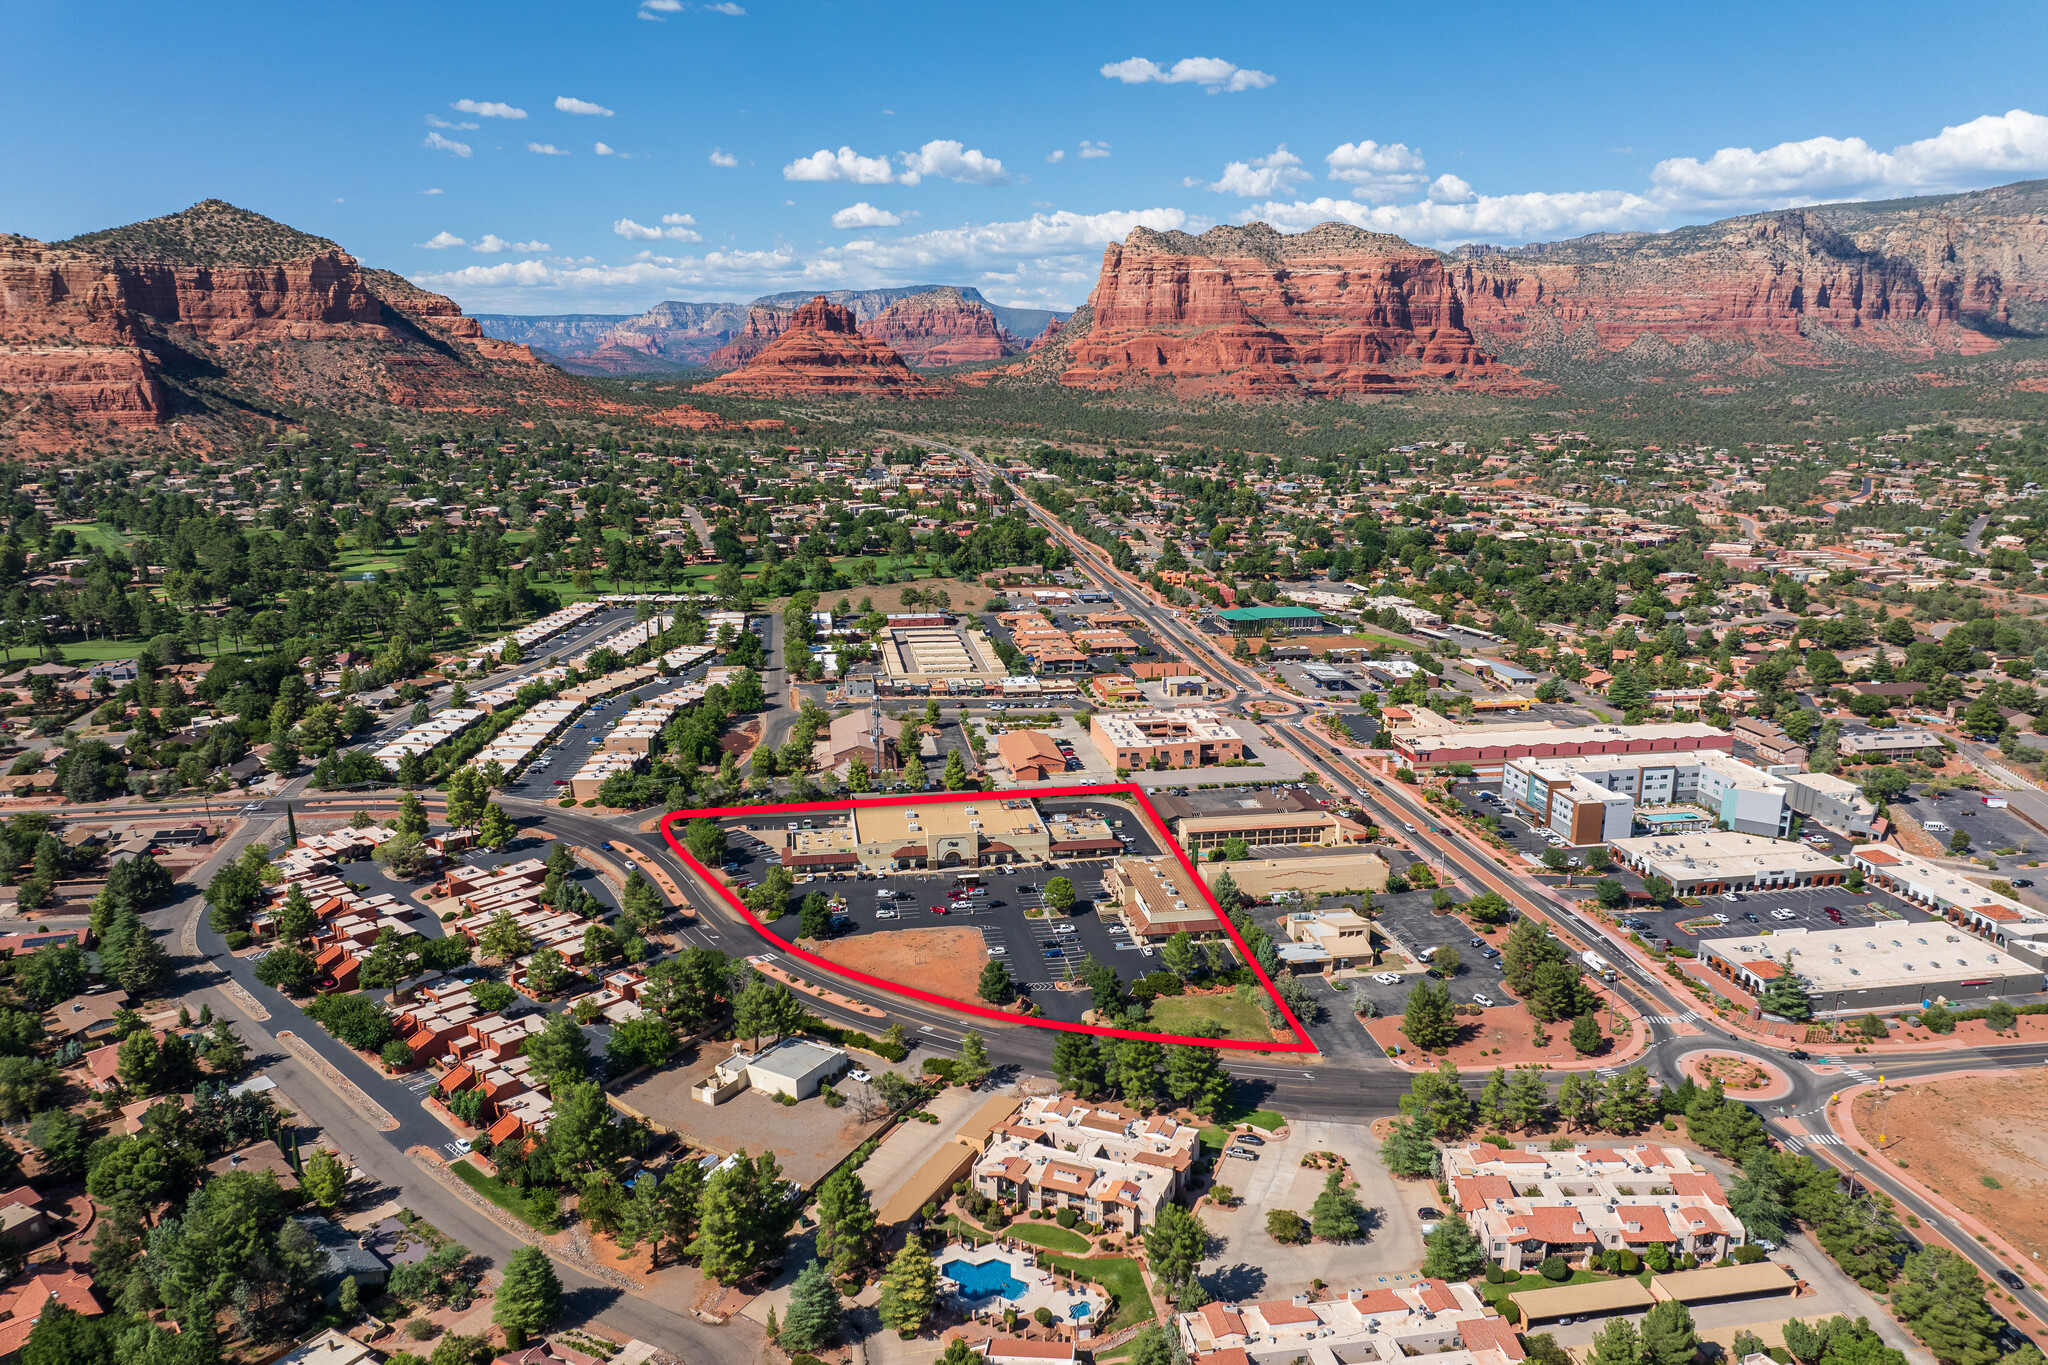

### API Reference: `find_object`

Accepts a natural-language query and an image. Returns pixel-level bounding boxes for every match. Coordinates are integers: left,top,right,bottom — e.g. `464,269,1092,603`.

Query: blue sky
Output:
6,0,2048,315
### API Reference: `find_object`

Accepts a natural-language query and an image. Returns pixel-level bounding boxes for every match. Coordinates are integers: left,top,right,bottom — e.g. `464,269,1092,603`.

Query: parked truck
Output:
1581,949,1616,980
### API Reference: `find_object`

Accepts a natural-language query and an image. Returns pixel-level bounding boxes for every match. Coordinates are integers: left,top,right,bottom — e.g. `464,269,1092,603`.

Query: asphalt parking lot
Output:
1911,791,2048,870
1244,884,1518,1022
1617,881,1934,947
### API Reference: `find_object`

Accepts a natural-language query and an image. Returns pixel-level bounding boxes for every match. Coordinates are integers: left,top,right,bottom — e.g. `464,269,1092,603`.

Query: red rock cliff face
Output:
1061,222,1498,397
1448,210,2000,363
0,200,753,450
706,305,794,371
696,296,944,398
864,288,1021,366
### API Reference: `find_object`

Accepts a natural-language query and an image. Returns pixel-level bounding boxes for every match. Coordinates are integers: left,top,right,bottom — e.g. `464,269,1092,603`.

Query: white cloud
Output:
1429,174,1475,204
613,216,703,242
1325,139,1429,201
1650,108,2048,208
1239,190,1664,247
473,235,551,254
1193,144,1310,197
1079,140,1111,159
640,0,682,8
452,99,527,120
784,145,901,184
418,231,467,249
706,1,745,12
423,132,472,157
709,147,739,167
1046,149,1066,164
595,142,616,156
527,142,570,155
832,202,906,228
425,115,480,130
422,188,444,195
555,96,615,117
900,139,1009,185
1099,56,1274,93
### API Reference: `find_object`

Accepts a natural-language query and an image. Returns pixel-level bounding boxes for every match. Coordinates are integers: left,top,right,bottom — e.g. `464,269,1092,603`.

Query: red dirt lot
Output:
813,926,992,1007
1853,1069,2048,1264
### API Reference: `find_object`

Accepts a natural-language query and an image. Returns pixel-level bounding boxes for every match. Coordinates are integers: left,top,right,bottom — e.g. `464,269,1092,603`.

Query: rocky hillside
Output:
696,296,945,398
498,284,1064,374
1016,182,2048,398
0,200,745,451
864,287,1022,366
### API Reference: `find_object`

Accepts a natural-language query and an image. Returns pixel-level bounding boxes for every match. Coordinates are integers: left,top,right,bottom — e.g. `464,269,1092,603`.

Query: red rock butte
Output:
864,287,1021,366
696,296,947,397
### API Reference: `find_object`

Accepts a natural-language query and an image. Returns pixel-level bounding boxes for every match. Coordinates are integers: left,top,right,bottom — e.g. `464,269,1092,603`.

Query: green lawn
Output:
449,1159,557,1230
1479,1268,1624,1304
1148,993,1280,1043
55,522,134,554
1001,1221,1093,1254
45,639,145,665
1036,1253,1153,1331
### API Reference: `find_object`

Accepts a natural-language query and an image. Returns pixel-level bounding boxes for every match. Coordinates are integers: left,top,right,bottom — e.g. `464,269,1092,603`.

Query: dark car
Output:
1788,1049,1811,1060
1234,1132,1265,1147
2016,880,2036,888
1743,912,1761,923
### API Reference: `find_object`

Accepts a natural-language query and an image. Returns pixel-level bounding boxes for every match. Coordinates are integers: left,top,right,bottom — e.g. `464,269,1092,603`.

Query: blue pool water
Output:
944,1259,1026,1301
1069,1304,1093,1321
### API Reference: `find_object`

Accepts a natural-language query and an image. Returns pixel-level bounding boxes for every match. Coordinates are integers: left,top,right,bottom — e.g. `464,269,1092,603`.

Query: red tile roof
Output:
1453,1175,1517,1207
1615,1206,1674,1242
1198,1303,1247,1340
1414,1279,1460,1313
1668,1173,1729,1205
1254,1300,1319,1326
1502,1207,1596,1244
1458,1317,1527,1362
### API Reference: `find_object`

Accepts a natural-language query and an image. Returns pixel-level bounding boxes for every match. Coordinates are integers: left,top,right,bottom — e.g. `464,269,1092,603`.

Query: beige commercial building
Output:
1175,809,1369,853
1197,850,1390,900
1107,856,1222,940
1090,709,1246,770
1606,830,1848,896
852,799,1050,870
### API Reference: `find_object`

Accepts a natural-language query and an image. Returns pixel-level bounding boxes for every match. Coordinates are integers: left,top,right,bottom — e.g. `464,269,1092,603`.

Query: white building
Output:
1504,749,1790,845
1177,1279,1518,1365
1606,830,1848,896
1698,925,2042,1013
1358,595,1445,629
1445,1143,1744,1272
972,1096,1199,1234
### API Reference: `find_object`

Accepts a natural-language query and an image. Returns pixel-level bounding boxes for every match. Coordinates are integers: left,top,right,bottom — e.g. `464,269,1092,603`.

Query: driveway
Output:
1198,1118,1428,1300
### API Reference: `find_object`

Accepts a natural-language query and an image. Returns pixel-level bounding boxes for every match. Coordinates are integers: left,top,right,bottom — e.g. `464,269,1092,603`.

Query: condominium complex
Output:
971,1096,1199,1234
1445,1143,1745,1271
1176,1280,1516,1365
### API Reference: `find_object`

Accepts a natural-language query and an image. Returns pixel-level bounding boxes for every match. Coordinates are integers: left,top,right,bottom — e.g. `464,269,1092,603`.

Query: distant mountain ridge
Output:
479,285,1066,374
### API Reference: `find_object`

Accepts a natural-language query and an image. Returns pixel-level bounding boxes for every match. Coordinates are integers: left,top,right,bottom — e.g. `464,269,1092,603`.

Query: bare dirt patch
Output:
814,925,991,1007
1853,1070,2048,1263
1361,994,1634,1070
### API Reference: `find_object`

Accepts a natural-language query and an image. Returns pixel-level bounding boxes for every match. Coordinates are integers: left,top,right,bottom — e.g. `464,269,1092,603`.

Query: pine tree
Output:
1051,1032,1105,1097
1420,1213,1487,1280
1600,1064,1656,1133
877,1235,938,1334
1402,975,1458,1050
1570,1013,1604,1055
1639,1300,1698,1365
1163,1042,1231,1118
813,1166,879,1279
1726,1149,1791,1242
1478,1067,1510,1128
1143,1203,1208,1290
1379,1117,1439,1178
1309,1168,1364,1242
1505,1068,1550,1131
476,803,518,851
285,804,299,847
1585,1318,1643,1365
956,1031,991,1089
492,1246,563,1342
1758,970,1813,1022
977,959,1013,1004
1555,1072,1603,1131
1109,1037,1163,1105
303,1148,348,1208
778,1259,842,1352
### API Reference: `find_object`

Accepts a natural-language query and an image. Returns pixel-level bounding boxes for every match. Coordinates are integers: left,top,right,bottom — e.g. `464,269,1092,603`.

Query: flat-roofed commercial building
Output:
1698,925,2040,1012
851,799,1050,870
1090,709,1245,770
1849,845,2048,966
1504,750,1791,844
1606,830,1847,896
1392,721,1731,776
879,624,1009,692
1106,855,1221,940
1781,770,1882,836
1838,727,1943,758
1215,605,1325,634
1174,809,1368,853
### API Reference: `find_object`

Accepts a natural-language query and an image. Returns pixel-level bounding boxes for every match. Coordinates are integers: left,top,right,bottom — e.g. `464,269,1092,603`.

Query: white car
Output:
1721,892,1742,902
986,946,1008,957
1771,909,1797,920
875,908,899,919
1712,912,1732,923
876,889,897,900
1051,924,1077,936
849,1069,873,1084
1373,972,1402,985
1471,993,1496,1008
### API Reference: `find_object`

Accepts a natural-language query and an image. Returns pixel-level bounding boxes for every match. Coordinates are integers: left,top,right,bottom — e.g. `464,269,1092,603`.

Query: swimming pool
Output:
943,1258,1026,1302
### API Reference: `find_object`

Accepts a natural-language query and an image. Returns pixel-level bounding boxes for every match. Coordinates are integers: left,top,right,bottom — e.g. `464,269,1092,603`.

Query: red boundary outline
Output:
657,784,1314,1053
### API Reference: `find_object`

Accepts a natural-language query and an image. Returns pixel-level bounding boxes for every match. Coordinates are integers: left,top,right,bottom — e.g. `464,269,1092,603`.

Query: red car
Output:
930,905,948,915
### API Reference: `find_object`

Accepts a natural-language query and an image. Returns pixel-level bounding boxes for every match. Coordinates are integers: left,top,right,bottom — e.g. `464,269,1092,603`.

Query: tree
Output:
1585,1318,1643,1365
1891,1247,2002,1365
1400,1059,1476,1137
1144,1203,1208,1291
1555,1071,1602,1131
813,1165,880,1280
255,945,316,993
799,891,832,940
1163,1041,1231,1117
877,1234,939,1334
117,931,172,1000
977,958,1013,1004
26,1108,87,1177
606,1016,677,1073
17,945,85,1006
1750,961,1816,1026
475,803,518,851
1600,1064,1657,1133
492,1247,563,1345
1639,1300,1698,1365
1051,1031,1104,1097
303,1147,349,1208
204,1019,249,1077
1380,1116,1438,1178
684,818,726,866
525,1012,590,1087
1432,945,1461,978
480,909,532,962
779,1259,842,1352
1569,1013,1604,1055
1043,876,1076,913
1161,931,1199,981
276,884,318,944
942,751,969,791
732,978,804,1049
1727,1149,1791,1243
689,1151,798,1285
1593,879,1630,911
1420,1213,1487,1279
1860,767,1911,806
444,766,487,832
1402,975,1458,1050
1309,1168,1364,1242
1501,917,1567,996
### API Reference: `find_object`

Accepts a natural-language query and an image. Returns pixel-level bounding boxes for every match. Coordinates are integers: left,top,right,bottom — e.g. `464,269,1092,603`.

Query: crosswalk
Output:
442,1140,473,1158
1783,1133,1845,1150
